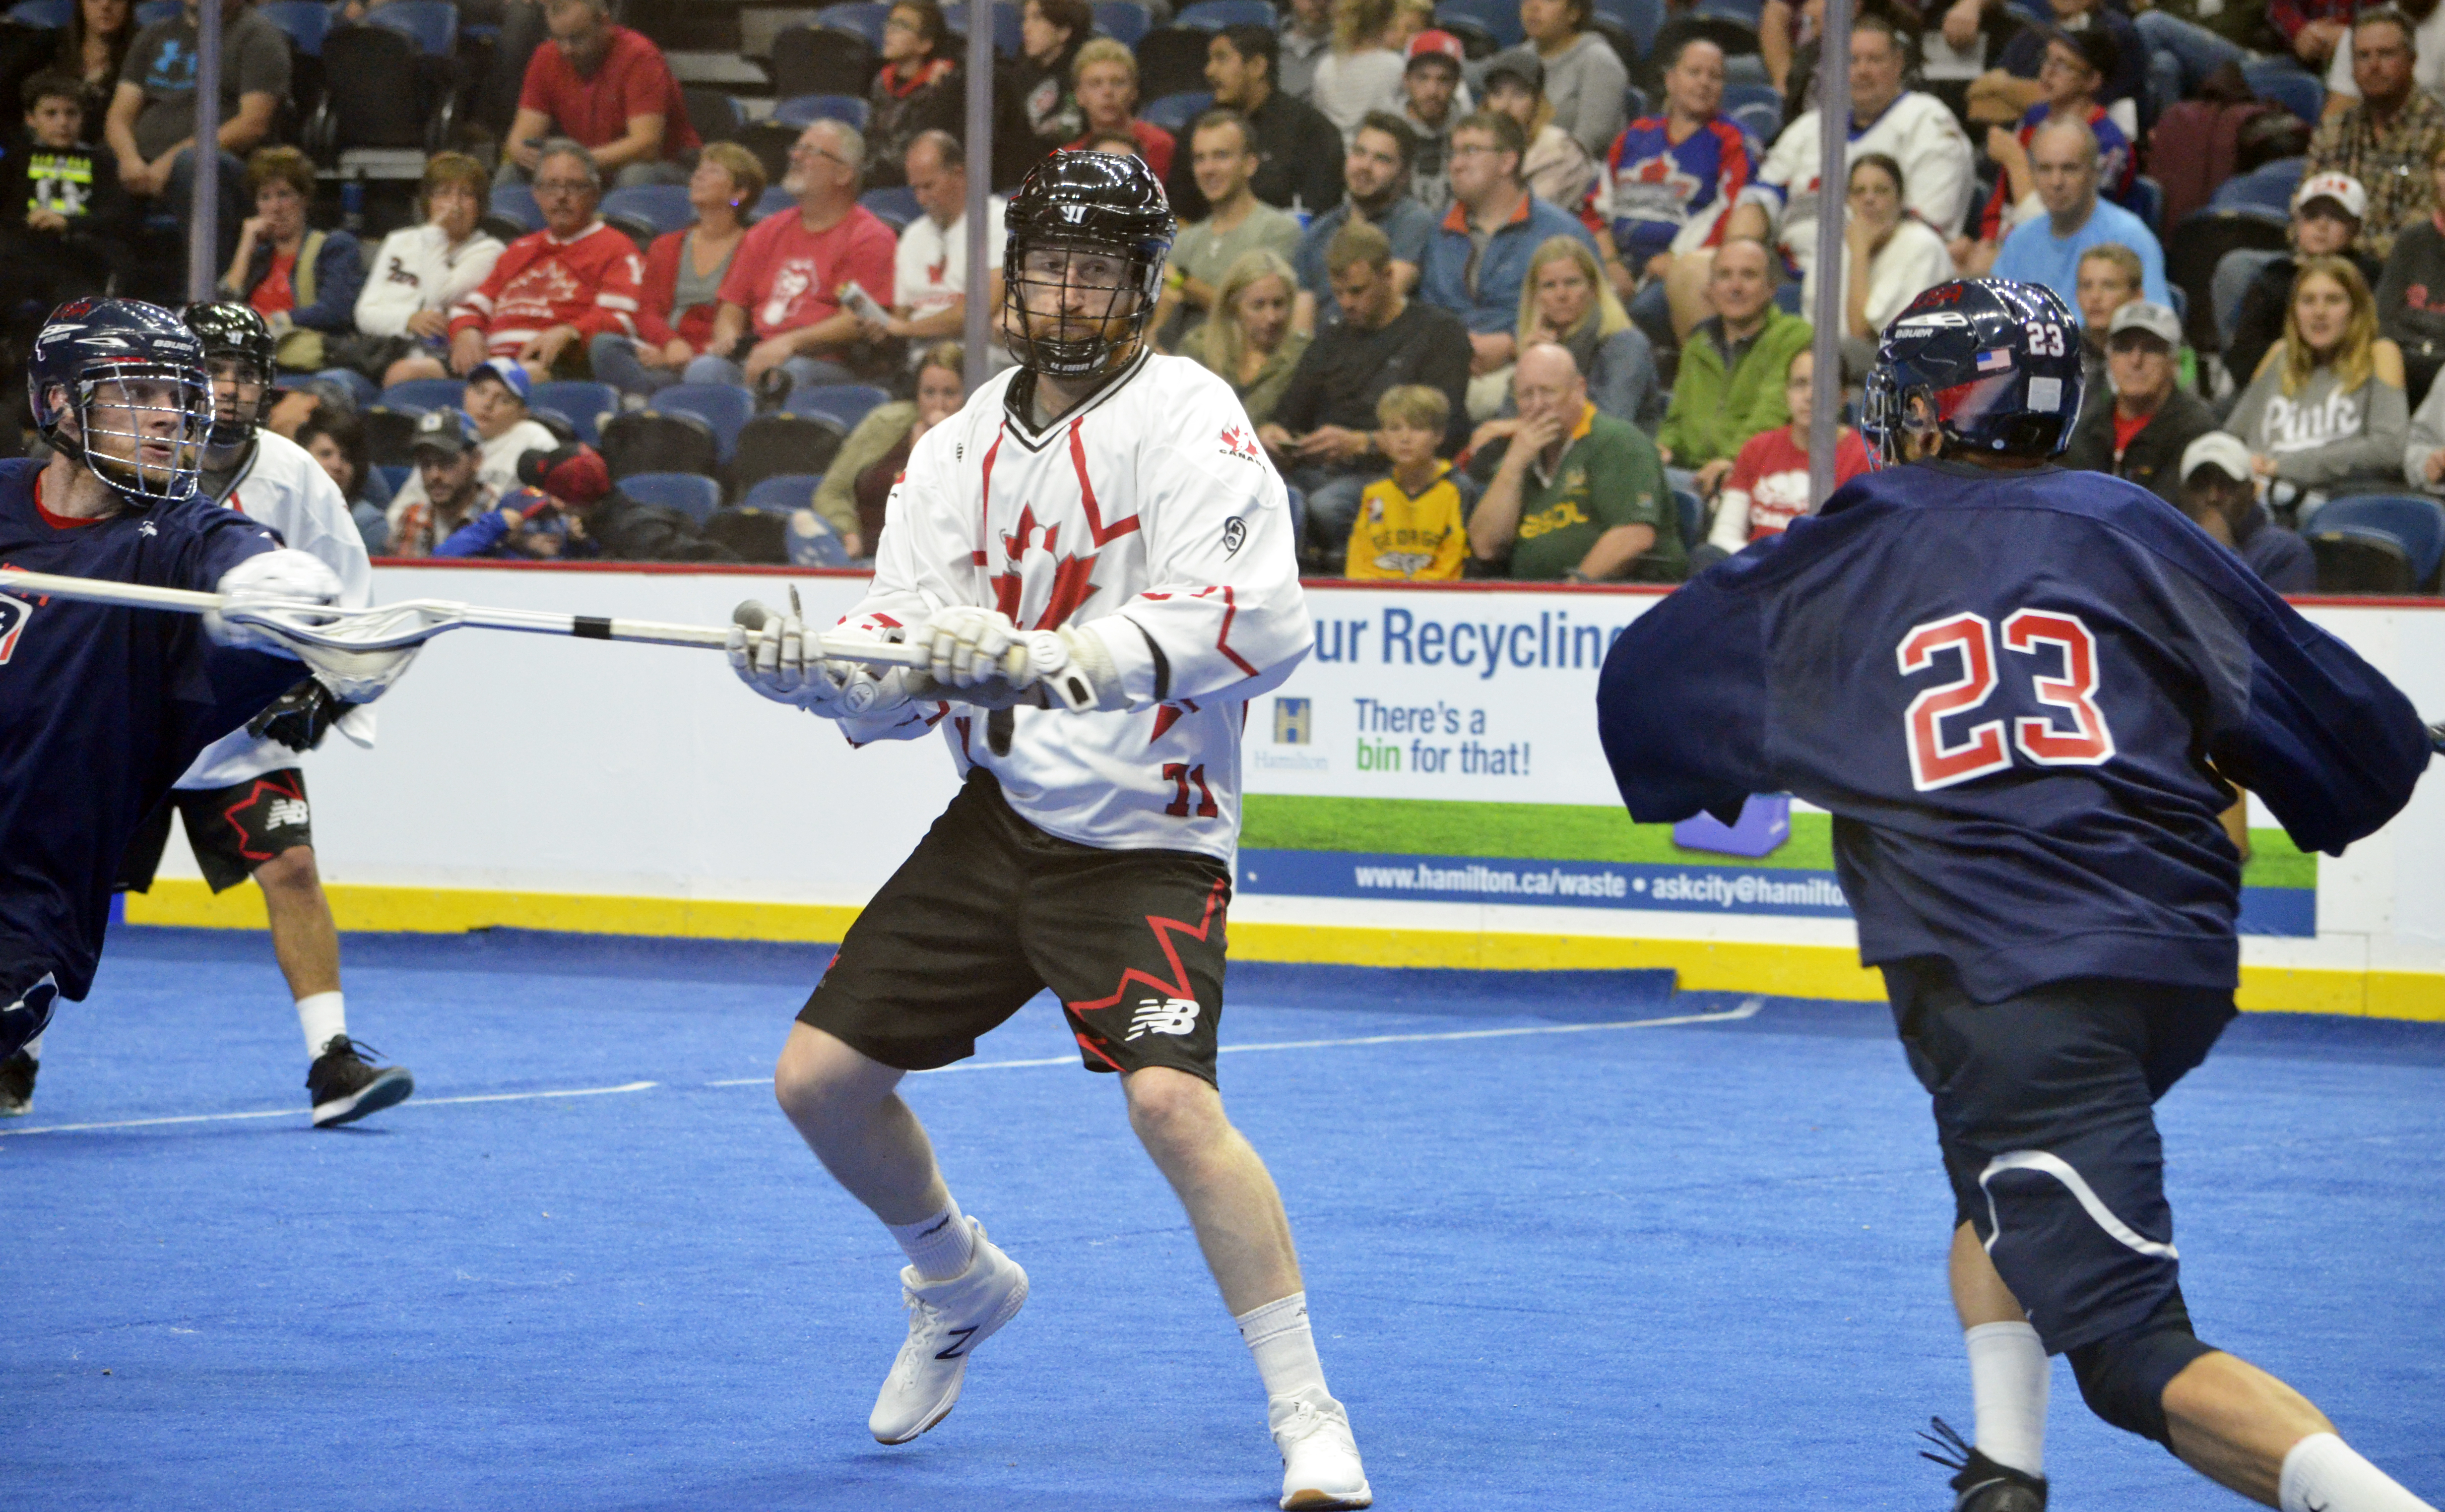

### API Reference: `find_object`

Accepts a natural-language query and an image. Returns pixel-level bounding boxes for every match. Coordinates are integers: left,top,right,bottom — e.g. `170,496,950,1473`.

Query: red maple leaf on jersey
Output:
1218,425,1262,464
991,503,1099,630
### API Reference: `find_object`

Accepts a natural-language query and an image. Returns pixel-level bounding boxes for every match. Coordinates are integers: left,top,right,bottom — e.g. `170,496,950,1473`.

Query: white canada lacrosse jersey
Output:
836,349,1311,865
178,429,377,790
1744,91,1975,272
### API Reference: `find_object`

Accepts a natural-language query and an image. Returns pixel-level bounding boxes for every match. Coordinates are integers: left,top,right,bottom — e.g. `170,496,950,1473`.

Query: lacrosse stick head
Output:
219,598,465,654
28,299,210,509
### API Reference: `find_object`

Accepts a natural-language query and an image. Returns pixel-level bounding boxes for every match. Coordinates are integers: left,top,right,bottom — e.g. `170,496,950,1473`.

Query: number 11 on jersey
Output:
1898,609,2117,791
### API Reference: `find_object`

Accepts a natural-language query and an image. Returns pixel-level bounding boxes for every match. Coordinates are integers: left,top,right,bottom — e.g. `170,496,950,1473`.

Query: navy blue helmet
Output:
1861,279,2085,468
26,297,211,508
1001,149,1176,380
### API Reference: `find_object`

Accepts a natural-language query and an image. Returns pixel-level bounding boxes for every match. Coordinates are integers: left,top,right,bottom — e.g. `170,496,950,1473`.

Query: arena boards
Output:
120,566,2445,1021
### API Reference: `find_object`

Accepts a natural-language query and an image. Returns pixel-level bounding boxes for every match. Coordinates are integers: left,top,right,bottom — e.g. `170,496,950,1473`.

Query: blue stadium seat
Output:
1731,100,1780,147
2300,495,2445,586
1720,80,1781,116
600,184,696,238
375,463,411,497
366,0,457,56
619,471,724,526
788,506,851,567
1436,0,1524,48
752,184,798,222
312,367,379,409
1723,50,1771,83
2243,58,2324,125
488,181,544,234
2128,174,2164,235
649,383,755,464
786,382,893,431
2212,246,2286,345
1673,489,1703,553
1696,0,1763,24
528,380,619,445
1174,0,1275,28
859,186,921,229
742,473,825,513
257,0,331,56
132,0,175,24
820,1,892,48
6,0,70,28
1143,90,1213,134
2209,157,2305,215
380,378,465,414
1773,280,1802,315
1594,0,1663,57
1094,0,1153,44
997,2,1026,55
773,93,871,129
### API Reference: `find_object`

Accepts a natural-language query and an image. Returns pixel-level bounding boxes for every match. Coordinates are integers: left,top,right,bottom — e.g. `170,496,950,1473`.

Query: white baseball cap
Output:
2107,300,2181,347
2181,431,2253,484
2293,171,2369,220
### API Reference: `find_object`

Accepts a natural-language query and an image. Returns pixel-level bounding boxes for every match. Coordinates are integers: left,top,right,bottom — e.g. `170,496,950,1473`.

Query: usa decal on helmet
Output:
1862,279,2086,469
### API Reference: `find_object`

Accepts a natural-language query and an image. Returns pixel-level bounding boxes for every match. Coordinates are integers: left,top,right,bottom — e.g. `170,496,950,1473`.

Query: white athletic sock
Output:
2281,1433,2439,1512
886,1197,976,1282
296,993,347,1061
1965,1321,2049,1478
18,1031,41,1062
1236,1292,1329,1402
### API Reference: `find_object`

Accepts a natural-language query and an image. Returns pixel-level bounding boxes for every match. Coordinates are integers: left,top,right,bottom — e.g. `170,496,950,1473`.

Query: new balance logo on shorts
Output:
1125,997,1201,1040
264,798,310,829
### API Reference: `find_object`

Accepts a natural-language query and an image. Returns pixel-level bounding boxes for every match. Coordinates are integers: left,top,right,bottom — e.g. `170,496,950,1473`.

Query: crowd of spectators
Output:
18,0,2445,588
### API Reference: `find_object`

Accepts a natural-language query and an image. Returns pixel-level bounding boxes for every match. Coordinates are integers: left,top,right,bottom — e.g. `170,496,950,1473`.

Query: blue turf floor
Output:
3,928,2441,1511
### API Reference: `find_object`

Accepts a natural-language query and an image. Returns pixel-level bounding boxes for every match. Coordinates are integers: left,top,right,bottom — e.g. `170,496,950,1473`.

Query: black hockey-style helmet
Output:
1861,278,2086,468
181,301,279,448
26,297,210,509
1000,150,1176,379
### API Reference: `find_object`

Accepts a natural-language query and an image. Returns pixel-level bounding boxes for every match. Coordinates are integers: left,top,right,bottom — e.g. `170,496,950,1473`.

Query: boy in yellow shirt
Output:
1342,384,1467,580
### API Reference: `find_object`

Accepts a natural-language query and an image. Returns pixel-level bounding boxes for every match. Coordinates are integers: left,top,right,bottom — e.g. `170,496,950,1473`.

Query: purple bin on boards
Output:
1671,793,1792,858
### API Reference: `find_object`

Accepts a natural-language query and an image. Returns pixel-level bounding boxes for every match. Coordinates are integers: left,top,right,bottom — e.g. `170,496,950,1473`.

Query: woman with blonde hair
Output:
2224,255,2410,505
1179,249,1310,425
1309,0,1406,141
351,151,504,385
1510,234,1656,425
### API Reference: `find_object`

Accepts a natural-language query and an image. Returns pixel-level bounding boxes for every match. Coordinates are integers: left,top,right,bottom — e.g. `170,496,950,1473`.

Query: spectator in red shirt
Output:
689,120,900,396
404,141,646,383
500,0,700,190
1064,38,1174,181
590,141,767,398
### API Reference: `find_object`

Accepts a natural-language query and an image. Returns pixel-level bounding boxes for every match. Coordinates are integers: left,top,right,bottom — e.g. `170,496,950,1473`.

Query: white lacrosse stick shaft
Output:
0,567,964,671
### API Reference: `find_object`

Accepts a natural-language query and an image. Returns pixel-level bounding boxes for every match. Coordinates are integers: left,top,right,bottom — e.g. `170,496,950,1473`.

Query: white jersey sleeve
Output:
179,431,379,789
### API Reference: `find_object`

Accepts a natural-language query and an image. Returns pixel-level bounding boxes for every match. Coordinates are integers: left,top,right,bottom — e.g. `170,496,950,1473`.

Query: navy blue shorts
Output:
1883,957,2235,1355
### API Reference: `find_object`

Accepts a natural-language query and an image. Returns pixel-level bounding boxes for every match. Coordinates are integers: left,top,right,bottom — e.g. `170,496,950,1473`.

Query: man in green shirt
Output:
1654,237,1812,496
1468,342,1682,581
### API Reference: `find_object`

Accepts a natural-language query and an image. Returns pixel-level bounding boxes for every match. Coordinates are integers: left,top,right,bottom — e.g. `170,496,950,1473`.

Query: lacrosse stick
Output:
0,568,1035,679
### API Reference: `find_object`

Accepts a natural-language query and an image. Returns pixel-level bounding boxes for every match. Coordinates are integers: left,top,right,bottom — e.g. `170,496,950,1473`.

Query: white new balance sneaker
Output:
1269,1387,1371,1509
868,1218,1029,1445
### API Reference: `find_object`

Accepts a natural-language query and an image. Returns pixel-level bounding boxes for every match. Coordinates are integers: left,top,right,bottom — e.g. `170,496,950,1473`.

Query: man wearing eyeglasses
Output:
436,140,645,382
690,120,899,398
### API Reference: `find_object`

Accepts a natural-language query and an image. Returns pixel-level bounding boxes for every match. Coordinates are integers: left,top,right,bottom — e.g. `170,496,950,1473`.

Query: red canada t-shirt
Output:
518,25,702,160
717,204,899,340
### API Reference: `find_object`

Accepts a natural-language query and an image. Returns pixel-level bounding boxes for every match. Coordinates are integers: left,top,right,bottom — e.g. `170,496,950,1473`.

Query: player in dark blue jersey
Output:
0,298,412,1094
1597,279,2438,1512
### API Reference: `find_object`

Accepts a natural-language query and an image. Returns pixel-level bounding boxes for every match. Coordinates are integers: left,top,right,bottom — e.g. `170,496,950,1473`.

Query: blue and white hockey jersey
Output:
0,459,298,1000
1596,460,2429,1002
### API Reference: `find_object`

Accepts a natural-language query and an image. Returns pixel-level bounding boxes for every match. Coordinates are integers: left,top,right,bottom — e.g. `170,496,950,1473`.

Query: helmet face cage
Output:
182,302,279,448
1000,232,1166,379
66,362,211,506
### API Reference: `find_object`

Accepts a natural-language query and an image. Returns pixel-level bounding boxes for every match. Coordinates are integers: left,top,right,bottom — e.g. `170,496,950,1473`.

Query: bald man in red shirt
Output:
501,0,700,190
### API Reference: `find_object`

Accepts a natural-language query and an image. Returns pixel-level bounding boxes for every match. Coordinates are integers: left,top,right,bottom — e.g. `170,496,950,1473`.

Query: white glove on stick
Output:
727,600,910,719
918,606,1028,688
205,549,343,653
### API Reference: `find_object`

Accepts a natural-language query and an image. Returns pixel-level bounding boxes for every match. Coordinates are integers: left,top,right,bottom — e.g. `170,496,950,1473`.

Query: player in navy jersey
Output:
0,298,412,1096
1597,280,2438,1512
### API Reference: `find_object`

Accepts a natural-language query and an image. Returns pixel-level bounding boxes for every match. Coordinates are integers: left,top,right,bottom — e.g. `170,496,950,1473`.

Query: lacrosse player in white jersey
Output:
63,302,413,1130
729,150,1368,1510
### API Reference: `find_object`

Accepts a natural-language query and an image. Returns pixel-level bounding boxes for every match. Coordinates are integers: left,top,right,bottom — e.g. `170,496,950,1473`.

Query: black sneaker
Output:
306,1035,414,1128
0,1049,34,1117
1922,1417,2048,1511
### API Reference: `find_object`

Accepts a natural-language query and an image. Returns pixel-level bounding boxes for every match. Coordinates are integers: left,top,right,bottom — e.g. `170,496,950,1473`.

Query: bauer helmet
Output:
1861,279,2085,468
181,302,280,448
26,297,211,509
1001,149,1176,379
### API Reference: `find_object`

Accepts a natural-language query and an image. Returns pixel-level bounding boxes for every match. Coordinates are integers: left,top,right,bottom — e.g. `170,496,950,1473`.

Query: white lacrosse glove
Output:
1022,624,1126,712
205,549,342,653
727,601,910,720
918,606,1025,689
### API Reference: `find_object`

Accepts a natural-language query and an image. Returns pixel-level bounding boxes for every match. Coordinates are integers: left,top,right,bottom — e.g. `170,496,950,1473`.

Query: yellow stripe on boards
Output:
120,882,2443,1022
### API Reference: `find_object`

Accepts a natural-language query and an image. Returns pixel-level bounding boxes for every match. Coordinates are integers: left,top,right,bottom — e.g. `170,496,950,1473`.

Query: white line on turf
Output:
0,1080,659,1138
701,999,1765,1085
